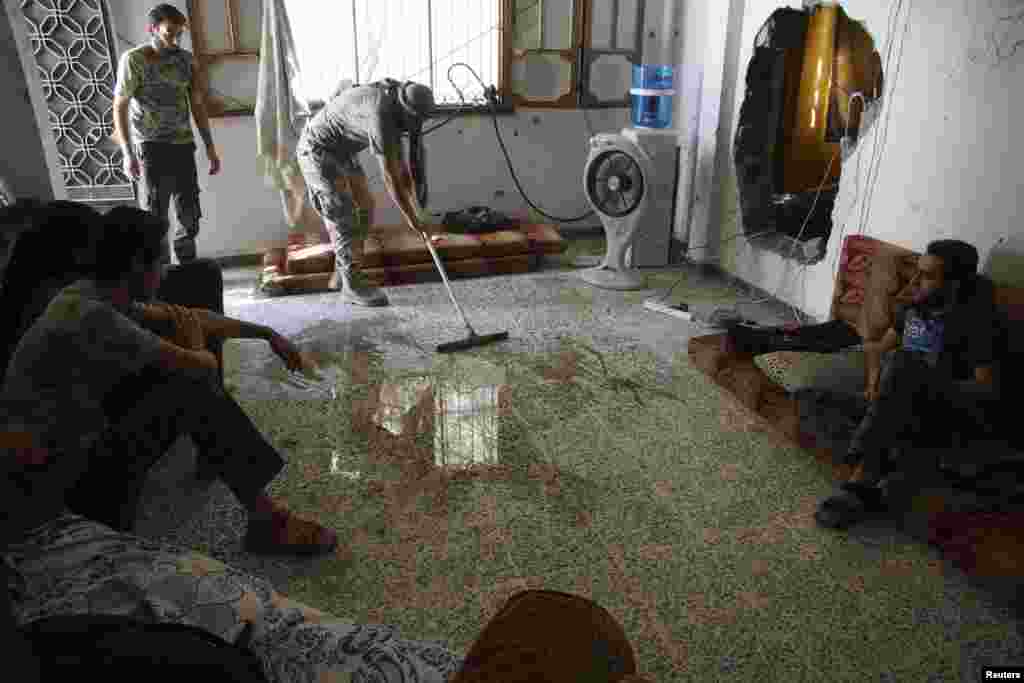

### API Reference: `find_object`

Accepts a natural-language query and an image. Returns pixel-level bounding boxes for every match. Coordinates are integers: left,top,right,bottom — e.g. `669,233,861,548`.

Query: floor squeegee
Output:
414,229,510,353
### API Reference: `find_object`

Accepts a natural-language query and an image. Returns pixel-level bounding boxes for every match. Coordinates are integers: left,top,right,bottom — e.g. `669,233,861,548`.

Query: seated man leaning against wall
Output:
815,239,1004,530
1,205,337,555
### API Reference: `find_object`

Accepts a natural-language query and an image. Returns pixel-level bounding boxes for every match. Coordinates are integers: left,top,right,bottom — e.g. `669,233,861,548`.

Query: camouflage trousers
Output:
295,143,370,272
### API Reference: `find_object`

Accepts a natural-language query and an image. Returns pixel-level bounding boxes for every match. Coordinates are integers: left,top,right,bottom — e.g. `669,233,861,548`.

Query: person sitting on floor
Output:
815,238,1003,529
1,205,336,554
0,200,103,370
1,211,654,683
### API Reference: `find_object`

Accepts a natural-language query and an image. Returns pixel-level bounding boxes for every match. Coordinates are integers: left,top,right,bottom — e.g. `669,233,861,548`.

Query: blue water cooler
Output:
630,65,675,129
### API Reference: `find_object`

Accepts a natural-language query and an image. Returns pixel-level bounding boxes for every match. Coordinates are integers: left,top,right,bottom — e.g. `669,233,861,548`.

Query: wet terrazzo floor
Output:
131,240,1024,681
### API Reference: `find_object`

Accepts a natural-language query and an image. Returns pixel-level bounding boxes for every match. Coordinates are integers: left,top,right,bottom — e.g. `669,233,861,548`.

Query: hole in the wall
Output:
732,2,884,264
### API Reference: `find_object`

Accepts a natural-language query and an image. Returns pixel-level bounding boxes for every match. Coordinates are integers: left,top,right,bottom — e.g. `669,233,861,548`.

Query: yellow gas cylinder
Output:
780,3,883,195
782,2,842,195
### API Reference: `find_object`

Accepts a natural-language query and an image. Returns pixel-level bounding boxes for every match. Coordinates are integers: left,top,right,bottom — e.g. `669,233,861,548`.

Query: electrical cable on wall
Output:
807,0,912,321
827,90,868,275
860,0,911,241
759,1,910,324
321,0,605,222
827,0,911,285
451,63,596,223
860,0,904,222
357,60,601,224
852,0,905,242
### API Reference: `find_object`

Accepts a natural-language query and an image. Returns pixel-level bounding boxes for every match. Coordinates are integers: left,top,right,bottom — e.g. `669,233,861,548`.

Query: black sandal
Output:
815,481,889,529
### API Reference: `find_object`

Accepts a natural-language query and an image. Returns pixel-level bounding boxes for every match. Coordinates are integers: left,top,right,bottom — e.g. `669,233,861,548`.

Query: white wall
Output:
104,0,652,259
673,0,709,245
197,108,628,258
679,0,746,256
706,0,1024,321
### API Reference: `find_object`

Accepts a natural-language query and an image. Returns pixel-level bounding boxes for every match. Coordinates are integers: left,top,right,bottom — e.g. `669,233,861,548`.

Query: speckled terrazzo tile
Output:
227,344,1022,679
127,258,1024,682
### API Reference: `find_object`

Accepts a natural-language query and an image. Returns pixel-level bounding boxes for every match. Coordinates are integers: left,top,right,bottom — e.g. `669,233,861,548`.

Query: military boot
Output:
329,209,387,306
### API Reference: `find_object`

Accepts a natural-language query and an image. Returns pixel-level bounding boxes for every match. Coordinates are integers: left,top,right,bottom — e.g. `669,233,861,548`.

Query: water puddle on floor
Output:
283,352,512,474
231,333,685,503
371,366,507,484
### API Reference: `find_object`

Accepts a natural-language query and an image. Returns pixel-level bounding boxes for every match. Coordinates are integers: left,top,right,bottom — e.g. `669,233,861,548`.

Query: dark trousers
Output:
137,142,202,264
849,350,999,474
64,368,285,532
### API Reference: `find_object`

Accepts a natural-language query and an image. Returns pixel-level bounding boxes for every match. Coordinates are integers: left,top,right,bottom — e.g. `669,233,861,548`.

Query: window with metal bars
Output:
187,0,506,115
287,0,503,109
507,0,645,110
188,0,646,117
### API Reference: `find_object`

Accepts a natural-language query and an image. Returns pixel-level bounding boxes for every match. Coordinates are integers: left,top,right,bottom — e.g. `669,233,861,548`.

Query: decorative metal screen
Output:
18,0,135,203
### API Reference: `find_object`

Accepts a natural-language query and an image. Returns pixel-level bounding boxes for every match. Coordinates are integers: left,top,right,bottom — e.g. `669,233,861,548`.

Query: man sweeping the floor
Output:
295,78,437,307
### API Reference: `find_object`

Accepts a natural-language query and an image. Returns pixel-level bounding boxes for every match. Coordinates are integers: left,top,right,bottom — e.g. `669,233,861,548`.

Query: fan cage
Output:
585,149,646,218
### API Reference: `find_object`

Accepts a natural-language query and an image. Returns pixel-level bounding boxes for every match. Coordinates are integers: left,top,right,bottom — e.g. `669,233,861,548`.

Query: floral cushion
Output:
830,235,917,343
753,349,866,394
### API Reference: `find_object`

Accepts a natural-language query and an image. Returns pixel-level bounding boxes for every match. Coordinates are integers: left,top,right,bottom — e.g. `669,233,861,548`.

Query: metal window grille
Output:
289,0,501,107
18,0,134,204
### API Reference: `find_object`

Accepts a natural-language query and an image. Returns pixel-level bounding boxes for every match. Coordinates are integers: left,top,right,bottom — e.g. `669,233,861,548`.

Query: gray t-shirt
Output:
114,43,195,145
299,84,402,159
1,280,165,455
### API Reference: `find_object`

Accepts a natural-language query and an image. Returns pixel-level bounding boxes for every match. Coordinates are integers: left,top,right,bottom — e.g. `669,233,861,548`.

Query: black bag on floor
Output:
442,206,518,234
727,319,862,355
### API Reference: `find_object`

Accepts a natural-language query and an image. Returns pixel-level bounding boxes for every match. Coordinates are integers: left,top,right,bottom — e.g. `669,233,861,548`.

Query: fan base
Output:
578,265,647,291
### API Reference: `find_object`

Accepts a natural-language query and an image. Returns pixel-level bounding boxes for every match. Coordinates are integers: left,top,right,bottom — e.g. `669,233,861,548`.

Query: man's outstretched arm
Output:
189,310,306,372
130,304,266,344
133,305,292,353
190,309,273,342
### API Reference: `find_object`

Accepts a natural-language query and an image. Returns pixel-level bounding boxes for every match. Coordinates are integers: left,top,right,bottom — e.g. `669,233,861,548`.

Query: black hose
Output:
429,62,596,223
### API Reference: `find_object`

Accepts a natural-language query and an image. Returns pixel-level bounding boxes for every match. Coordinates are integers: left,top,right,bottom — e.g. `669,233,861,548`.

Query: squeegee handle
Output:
417,230,476,337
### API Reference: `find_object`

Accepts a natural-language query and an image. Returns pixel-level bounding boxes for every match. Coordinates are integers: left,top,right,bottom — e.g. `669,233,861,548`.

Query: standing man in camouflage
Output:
297,79,436,307
112,3,221,264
